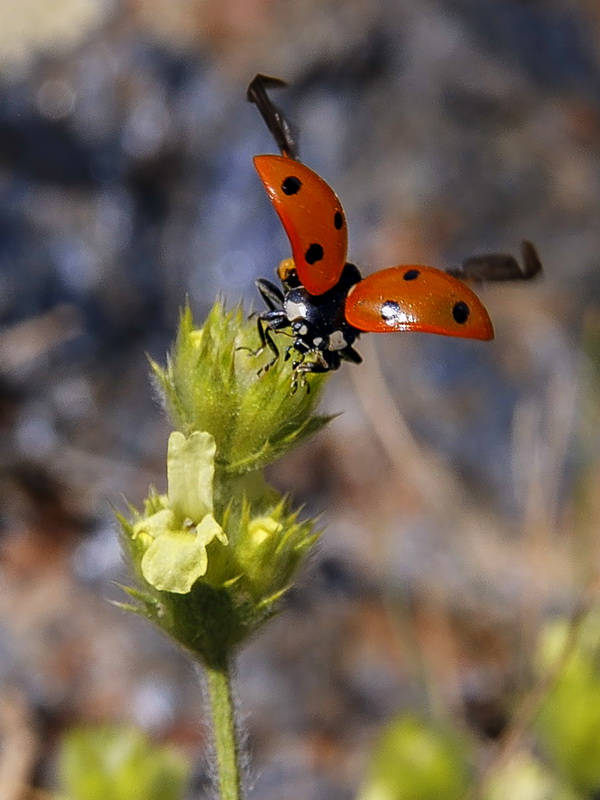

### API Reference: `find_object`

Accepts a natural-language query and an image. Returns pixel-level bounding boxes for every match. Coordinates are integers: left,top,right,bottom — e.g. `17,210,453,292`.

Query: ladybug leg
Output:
288,348,308,393
285,341,325,391
254,313,290,373
339,344,363,365
284,336,310,362
288,345,308,372
290,350,342,392
296,347,343,373
238,310,288,369
284,345,294,361
290,371,304,394
447,240,542,282
289,345,325,373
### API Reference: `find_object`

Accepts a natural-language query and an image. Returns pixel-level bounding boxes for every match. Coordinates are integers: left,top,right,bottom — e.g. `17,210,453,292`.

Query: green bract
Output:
117,300,326,665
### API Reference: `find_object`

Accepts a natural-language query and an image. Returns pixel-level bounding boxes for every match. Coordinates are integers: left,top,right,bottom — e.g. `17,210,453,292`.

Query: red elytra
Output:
253,154,348,297
253,155,494,341
345,265,494,340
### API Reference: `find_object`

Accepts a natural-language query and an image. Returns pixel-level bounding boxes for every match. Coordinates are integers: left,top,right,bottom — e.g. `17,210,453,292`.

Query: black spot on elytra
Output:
334,211,343,230
282,176,301,195
452,300,470,324
403,269,420,280
305,243,324,264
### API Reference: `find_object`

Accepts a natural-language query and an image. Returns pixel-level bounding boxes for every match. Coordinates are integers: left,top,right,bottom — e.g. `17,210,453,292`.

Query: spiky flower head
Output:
150,301,332,476
117,301,326,666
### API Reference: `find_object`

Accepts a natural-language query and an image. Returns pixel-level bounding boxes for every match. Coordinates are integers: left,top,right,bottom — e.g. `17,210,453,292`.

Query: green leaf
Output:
59,725,190,800
358,715,471,800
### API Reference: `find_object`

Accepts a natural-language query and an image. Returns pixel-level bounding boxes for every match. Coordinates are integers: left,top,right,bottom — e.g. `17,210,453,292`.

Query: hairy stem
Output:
204,660,243,800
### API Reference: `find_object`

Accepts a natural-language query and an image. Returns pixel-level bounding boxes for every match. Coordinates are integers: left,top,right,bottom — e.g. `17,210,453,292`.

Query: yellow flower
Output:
132,431,227,594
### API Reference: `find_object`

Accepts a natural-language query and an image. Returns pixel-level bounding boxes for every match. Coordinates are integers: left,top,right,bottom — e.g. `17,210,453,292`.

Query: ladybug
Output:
247,75,542,389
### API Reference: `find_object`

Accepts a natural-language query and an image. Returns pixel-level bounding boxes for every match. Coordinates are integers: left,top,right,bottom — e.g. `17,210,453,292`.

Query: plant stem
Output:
204,660,243,800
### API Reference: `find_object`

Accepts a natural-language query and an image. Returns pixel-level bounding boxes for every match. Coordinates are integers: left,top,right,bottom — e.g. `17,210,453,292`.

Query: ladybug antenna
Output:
247,74,299,160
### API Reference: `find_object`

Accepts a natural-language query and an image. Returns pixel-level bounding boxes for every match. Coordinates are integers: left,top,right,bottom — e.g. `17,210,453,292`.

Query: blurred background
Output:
1,0,600,797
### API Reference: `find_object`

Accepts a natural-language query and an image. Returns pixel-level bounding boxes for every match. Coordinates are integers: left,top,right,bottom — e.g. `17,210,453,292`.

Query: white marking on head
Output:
284,298,308,321
328,330,347,351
